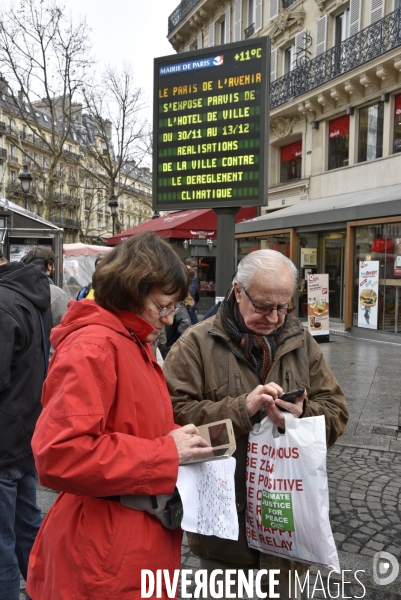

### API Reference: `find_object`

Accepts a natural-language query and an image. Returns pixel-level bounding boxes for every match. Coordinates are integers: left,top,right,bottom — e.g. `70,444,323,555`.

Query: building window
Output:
335,9,350,45
10,170,16,181
280,141,302,182
284,44,295,74
10,145,17,159
248,0,255,27
220,20,225,44
358,102,384,163
328,115,350,170
393,94,401,153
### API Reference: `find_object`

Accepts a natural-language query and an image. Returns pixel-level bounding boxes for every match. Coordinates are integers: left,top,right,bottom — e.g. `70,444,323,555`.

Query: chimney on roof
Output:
71,103,82,125
103,119,112,140
0,75,10,95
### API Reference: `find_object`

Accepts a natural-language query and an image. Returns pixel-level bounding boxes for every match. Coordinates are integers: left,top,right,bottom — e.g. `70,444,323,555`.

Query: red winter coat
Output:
27,300,182,600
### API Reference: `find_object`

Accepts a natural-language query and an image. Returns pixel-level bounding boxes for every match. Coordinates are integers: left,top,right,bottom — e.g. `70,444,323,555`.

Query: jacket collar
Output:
208,309,305,354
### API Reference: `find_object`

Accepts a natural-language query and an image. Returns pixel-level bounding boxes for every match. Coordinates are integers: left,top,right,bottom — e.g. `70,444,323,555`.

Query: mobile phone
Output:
280,388,305,403
182,419,236,464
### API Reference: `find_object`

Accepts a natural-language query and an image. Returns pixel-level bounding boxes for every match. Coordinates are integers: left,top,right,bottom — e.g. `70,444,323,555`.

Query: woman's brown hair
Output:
92,232,189,313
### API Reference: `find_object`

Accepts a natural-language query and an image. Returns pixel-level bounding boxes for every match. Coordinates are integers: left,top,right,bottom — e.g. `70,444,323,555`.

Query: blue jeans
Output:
189,305,198,325
0,456,42,600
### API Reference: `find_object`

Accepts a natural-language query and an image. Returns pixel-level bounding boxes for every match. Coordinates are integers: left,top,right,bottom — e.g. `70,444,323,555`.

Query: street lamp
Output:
18,164,33,210
108,195,119,236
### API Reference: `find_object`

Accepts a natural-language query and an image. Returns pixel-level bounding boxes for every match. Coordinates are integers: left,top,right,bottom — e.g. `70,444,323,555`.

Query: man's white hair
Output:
233,250,298,294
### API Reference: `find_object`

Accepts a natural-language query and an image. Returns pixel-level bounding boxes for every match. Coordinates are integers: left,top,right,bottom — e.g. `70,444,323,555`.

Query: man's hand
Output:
245,383,283,417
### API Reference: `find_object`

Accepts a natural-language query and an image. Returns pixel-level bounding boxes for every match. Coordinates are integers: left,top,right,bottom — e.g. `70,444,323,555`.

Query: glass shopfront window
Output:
237,234,291,264
358,102,384,163
393,94,401,153
298,233,318,318
280,141,302,182
353,222,401,334
328,115,349,170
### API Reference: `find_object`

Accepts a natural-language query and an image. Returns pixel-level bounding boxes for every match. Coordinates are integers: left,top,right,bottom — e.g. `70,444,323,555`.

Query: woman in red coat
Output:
26,232,211,600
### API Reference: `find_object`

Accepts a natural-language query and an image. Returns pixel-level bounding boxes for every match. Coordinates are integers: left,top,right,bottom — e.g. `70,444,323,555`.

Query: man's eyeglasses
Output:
147,295,185,318
241,286,295,316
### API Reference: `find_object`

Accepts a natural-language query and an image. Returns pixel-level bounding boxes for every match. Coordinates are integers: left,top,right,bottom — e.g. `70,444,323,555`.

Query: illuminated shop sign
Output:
153,38,270,210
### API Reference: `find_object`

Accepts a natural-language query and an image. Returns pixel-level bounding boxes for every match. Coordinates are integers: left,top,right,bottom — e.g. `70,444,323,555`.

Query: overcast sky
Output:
65,0,179,120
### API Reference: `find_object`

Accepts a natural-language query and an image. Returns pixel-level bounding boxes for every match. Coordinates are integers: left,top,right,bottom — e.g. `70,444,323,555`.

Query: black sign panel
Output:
153,37,270,211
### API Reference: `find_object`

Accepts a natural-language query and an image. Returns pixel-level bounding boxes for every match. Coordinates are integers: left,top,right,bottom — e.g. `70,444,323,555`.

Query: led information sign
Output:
153,37,270,211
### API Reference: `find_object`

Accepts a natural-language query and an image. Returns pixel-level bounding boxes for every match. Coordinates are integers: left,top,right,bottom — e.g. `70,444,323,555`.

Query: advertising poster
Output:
301,247,317,268
307,273,329,336
358,260,379,329
9,243,35,262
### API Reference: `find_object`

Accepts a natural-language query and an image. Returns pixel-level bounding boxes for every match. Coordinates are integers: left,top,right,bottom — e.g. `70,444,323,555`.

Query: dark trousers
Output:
0,456,42,600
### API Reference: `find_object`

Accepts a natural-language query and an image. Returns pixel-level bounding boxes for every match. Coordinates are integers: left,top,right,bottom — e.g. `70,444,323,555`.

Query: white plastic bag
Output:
246,413,340,572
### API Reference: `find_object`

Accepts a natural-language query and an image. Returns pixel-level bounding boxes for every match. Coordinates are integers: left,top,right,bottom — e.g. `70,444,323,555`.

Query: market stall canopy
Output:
63,242,111,257
106,207,257,245
63,243,112,301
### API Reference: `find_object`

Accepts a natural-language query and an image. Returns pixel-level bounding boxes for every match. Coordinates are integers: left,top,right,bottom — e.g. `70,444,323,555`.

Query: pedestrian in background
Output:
185,257,199,324
162,302,192,357
76,254,105,300
26,232,211,600
25,246,68,328
0,254,51,600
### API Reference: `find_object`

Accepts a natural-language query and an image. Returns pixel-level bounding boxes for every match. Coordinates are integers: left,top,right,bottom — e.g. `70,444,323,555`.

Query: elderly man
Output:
163,249,348,599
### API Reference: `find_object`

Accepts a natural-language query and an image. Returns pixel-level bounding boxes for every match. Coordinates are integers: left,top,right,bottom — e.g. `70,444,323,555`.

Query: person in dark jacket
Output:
0,257,51,600
163,304,192,357
185,257,199,324
25,246,68,328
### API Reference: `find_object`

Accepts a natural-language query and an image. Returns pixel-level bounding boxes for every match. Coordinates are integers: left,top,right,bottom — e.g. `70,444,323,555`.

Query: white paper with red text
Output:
246,414,340,571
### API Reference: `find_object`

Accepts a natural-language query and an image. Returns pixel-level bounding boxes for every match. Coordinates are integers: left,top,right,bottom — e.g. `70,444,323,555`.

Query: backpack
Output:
76,282,92,301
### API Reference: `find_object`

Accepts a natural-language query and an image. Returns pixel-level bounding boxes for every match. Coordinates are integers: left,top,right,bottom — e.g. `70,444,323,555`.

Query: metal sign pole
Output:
214,207,240,298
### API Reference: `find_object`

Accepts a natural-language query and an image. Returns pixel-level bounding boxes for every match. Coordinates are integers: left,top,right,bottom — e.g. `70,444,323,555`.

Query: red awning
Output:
107,207,257,245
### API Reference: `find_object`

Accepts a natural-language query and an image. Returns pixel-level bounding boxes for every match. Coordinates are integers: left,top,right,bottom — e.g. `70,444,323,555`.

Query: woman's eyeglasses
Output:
147,295,185,318
241,286,295,316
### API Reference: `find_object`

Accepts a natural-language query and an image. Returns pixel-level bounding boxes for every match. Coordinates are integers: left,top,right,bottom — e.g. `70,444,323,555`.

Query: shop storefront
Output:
235,184,401,343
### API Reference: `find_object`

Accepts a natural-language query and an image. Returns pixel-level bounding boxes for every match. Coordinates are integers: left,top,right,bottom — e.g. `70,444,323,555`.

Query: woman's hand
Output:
169,424,212,464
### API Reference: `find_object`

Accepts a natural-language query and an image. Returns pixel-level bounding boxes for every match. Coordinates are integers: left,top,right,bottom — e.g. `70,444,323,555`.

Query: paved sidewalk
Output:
22,334,401,599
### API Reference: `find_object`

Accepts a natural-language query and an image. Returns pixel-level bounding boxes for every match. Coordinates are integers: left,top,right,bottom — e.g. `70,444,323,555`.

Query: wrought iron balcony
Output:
51,216,80,229
0,148,8,160
168,0,201,33
271,7,401,109
6,182,22,193
245,23,255,39
62,149,79,162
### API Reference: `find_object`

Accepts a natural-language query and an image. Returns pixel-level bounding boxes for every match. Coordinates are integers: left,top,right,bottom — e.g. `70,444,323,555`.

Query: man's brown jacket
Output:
163,309,349,573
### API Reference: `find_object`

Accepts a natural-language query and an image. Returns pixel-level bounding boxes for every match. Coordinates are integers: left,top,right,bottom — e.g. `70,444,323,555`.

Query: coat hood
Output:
0,259,50,311
51,299,154,350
